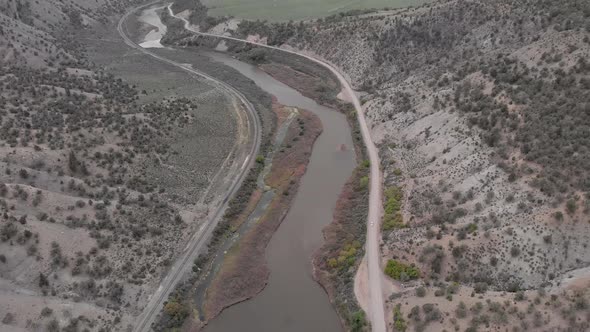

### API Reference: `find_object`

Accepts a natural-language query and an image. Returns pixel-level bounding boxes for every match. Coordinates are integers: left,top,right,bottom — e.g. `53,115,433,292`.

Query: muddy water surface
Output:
202,52,355,332
134,8,355,331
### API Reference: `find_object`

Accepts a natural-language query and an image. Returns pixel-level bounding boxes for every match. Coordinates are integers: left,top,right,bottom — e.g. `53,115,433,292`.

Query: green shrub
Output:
474,282,488,294
349,310,367,332
566,199,577,214
455,301,468,319
163,299,189,325
553,211,564,221
416,286,426,297
385,259,420,281
329,241,361,270
383,212,404,230
383,186,405,230
359,176,369,190
393,304,407,331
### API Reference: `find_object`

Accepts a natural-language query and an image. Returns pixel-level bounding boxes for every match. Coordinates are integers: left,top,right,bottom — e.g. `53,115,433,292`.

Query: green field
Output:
201,0,432,21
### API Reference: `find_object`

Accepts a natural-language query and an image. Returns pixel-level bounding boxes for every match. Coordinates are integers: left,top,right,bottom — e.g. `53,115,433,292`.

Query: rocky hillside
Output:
180,0,590,330
0,0,144,67
225,0,590,289
0,1,239,331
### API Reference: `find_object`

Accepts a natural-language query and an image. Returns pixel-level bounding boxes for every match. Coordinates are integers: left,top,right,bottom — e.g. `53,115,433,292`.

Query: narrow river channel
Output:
201,53,356,332
136,5,356,330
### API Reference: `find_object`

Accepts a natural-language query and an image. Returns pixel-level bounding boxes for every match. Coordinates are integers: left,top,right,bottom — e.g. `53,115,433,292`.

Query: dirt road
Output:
169,8,387,331
117,3,262,332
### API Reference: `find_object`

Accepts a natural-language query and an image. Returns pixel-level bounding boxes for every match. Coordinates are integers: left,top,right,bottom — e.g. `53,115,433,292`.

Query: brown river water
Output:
135,5,356,329
202,52,356,332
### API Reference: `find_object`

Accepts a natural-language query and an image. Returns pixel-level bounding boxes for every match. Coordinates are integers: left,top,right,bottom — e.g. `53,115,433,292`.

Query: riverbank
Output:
152,97,322,331
161,5,363,330
259,61,341,109
203,103,322,323
256,59,370,331
195,34,370,329
312,149,370,332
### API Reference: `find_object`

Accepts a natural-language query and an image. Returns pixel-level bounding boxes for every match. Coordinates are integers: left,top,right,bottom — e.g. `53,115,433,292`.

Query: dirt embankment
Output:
313,160,370,330
311,105,370,331
259,62,341,109
202,101,323,322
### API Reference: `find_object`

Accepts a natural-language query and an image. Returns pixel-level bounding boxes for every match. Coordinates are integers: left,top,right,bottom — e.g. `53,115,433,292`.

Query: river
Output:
201,53,356,332
136,6,357,331
137,5,167,48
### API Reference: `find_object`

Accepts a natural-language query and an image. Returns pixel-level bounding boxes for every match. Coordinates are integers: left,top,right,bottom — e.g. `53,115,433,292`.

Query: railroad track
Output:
116,3,262,332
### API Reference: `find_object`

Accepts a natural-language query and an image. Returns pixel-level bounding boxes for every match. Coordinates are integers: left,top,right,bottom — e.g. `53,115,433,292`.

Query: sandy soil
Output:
354,256,370,314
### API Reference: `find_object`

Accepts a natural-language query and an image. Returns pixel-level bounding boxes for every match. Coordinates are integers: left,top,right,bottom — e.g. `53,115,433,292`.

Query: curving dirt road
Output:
117,3,262,332
168,8,387,332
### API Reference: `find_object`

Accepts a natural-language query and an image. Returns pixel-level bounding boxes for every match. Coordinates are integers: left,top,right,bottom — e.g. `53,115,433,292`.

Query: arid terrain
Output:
3,0,590,331
0,0,272,331
170,0,590,331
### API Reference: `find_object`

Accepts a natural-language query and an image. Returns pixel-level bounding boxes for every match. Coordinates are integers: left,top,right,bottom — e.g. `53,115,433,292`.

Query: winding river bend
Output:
202,53,355,332
136,6,356,330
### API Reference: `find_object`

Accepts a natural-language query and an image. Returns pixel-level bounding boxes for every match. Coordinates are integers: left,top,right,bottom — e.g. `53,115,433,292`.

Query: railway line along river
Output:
135,5,357,330
201,52,356,332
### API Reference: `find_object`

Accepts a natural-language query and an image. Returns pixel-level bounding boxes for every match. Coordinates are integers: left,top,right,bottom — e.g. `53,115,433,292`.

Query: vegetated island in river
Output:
218,48,371,331
155,95,322,330
156,3,370,331
202,101,322,321
198,53,371,331
216,41,372,329
259,56,372,331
